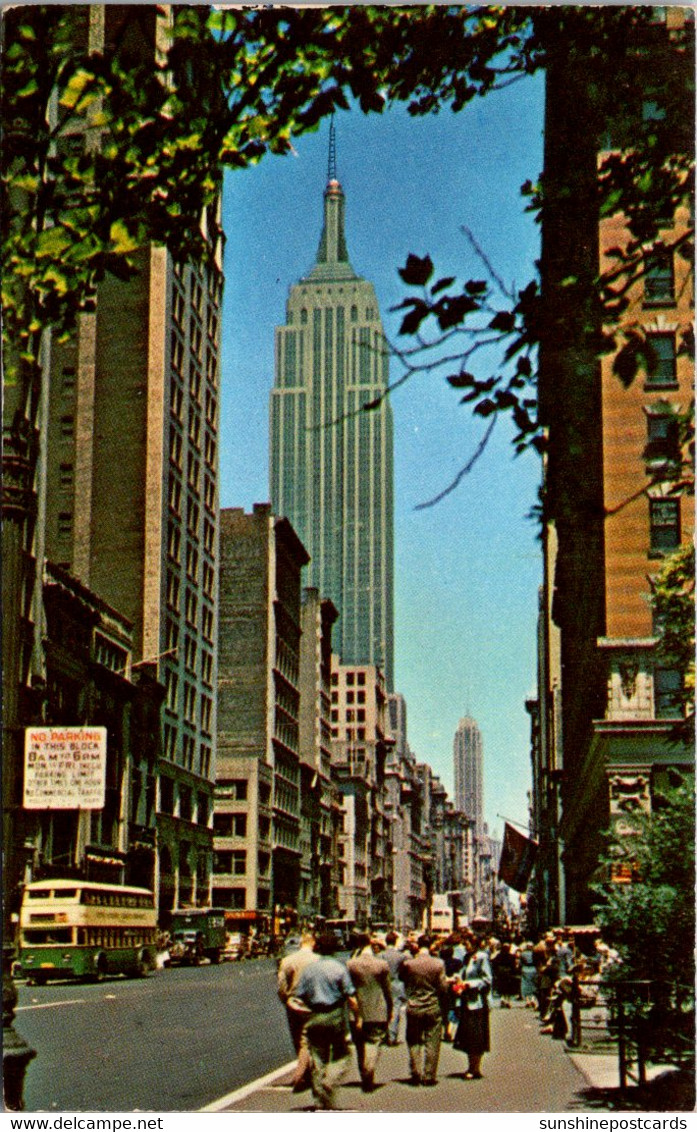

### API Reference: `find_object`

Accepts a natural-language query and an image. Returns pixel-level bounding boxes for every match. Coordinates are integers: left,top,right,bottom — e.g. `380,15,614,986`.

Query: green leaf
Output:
109,219,139,255
35,227,73,258
16,79,39,99
59,69,95,111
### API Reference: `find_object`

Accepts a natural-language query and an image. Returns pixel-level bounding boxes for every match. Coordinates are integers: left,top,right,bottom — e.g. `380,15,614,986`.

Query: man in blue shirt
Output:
294,932,359,1110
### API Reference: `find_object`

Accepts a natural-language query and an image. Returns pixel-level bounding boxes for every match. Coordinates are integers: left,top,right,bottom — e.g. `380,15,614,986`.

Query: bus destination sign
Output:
24,727,108,809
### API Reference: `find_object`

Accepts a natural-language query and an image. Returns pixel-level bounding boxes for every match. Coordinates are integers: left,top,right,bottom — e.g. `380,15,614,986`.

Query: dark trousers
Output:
304,1005,351,1110
406,1010,443,1083
352,1021,387,1086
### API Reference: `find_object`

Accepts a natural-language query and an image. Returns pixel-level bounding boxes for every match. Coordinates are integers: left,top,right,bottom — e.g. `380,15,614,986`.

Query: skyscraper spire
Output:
327,113,337,184
305,117,354,280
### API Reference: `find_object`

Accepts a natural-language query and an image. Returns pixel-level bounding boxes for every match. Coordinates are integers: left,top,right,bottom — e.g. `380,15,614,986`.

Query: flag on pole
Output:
498,822,538,892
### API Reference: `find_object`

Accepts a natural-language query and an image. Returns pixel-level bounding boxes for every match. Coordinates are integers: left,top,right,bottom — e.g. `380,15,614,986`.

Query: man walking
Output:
399,934,449,1086
277,931,318,1091
382,931,406,1045
347,934,393,1092
293,931,359,1111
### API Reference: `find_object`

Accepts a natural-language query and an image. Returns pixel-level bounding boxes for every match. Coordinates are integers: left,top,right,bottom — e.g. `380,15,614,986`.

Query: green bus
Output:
19,879,157,984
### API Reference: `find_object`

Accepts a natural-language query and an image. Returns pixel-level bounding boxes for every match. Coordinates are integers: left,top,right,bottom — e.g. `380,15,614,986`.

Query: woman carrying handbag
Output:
452,933,493,1079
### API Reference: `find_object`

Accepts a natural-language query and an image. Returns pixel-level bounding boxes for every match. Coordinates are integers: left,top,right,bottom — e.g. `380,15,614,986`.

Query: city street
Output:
16,959,292,1112
16,965,610,1114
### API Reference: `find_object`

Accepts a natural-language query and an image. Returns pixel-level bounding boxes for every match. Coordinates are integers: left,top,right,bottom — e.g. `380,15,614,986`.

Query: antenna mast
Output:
327,114,337,182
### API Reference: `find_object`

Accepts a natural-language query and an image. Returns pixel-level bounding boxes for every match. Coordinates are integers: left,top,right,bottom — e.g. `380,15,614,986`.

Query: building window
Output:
347,691,354,703
655,667,682,718
644,253,674,305
649,497,680,552
57,511,72,537
231,814,247,838
346,672,355,686
642,99,667,123
214,887,246,910
61,368,76,397
645,411,680,468
59,462,74,489
645,333,677,388
213,814,232,837
357,672,366,686
159,777,174,814
179,786,192,822
60,415,74,438
217,779,247,801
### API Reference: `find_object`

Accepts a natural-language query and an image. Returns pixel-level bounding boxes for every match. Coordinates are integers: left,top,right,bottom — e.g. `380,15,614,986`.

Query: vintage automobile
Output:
168,929,205,966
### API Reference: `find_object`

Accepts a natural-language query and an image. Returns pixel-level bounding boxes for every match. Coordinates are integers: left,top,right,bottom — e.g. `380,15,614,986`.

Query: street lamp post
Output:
3,841,37,1109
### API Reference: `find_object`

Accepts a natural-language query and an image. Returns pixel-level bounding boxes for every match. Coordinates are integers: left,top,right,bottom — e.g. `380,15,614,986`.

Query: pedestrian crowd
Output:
276,923,620,1109
276,923,621,1110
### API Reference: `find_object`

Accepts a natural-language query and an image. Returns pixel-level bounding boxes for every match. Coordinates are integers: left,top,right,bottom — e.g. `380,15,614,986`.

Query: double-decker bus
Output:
19,879,157,984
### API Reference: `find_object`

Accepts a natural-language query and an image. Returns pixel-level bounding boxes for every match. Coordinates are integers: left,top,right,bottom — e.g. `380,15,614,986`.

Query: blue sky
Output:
220,71,545,839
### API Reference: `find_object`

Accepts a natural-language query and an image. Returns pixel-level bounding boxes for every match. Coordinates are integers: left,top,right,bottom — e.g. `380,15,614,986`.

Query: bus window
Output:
27,889,52,900
23,928,73,944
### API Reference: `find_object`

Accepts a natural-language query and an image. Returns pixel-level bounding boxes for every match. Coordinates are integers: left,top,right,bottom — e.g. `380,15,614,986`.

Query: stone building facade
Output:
533,7,694,923
213,505,308,918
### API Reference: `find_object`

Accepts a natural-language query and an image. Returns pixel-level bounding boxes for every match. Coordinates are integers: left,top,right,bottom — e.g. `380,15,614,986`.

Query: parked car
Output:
169,929,204,966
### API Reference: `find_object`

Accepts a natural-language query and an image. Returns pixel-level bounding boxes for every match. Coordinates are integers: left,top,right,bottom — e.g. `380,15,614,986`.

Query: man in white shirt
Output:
277,932,318,1091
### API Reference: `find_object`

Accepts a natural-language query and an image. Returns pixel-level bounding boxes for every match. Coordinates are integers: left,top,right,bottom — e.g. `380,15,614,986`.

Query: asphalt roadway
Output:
16,958,292,1112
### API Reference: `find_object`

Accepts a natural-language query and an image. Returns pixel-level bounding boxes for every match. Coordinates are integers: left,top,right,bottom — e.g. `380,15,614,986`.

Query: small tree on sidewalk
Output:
591,770,695,1062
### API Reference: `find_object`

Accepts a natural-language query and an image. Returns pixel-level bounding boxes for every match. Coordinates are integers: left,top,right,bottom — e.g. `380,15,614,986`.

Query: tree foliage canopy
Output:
4,5,693,388
592,771,695,991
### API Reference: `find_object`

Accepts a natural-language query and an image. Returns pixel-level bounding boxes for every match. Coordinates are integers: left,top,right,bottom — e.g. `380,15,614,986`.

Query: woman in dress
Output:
453,933,493,1078
518,940,539,1009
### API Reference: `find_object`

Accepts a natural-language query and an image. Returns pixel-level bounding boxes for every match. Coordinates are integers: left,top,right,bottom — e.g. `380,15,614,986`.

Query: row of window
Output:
331,670,367,687
332,726,367,742
289,304,377,326
331,708,367,723
213,850,246,875
158,776,211,821
213,813,247,838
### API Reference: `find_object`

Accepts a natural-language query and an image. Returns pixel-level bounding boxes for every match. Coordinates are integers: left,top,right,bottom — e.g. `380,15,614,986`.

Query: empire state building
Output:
270,137,394,688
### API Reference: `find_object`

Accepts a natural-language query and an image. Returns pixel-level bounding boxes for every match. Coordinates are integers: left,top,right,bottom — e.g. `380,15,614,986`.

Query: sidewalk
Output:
210,1004,593,1113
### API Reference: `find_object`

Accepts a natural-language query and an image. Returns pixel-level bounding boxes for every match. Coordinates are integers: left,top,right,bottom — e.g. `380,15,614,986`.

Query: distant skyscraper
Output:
453,717,484,838
270,128,394,688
